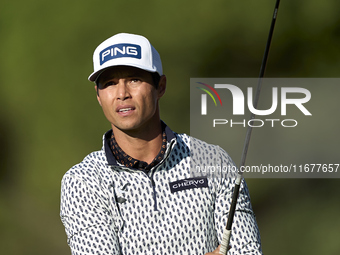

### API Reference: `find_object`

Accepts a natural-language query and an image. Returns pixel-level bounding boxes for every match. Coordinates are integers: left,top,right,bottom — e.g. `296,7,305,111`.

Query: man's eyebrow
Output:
99,71,144,83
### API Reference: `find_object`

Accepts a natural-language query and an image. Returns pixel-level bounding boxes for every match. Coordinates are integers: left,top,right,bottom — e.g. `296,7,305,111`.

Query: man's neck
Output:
111,121,163,164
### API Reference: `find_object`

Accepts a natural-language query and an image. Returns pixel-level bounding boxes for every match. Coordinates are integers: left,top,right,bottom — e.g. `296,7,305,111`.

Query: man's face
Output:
95,66,166,134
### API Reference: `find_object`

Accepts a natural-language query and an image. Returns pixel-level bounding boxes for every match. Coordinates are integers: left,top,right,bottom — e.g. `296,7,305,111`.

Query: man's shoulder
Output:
175,132,222,151
62,148,110,183
176,132,235,166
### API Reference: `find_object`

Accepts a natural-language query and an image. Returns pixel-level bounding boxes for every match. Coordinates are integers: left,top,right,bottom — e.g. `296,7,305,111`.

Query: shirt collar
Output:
103,121,176,167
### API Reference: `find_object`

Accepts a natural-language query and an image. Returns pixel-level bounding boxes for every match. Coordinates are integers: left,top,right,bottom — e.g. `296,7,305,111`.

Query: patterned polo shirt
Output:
60,124,262,255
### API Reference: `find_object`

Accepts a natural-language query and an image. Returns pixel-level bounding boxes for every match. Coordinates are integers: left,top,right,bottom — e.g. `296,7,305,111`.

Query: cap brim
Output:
88,63,160,82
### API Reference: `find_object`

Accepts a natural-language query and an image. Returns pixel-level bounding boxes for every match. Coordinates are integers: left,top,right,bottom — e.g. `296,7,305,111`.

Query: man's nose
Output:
116,80,131,100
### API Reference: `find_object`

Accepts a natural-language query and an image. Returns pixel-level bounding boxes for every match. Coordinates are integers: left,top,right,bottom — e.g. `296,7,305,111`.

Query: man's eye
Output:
130,78,141,83
104,81,115,87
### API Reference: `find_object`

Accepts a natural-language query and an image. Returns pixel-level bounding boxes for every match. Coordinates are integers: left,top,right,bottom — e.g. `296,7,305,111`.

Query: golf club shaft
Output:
219,0,281,254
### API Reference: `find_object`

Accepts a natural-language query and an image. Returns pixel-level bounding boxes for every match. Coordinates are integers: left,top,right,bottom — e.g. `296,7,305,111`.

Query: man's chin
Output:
112,122,141,133
111,120,161,137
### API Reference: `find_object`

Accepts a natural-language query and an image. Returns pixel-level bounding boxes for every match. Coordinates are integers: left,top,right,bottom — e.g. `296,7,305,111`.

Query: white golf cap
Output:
88,33,163,82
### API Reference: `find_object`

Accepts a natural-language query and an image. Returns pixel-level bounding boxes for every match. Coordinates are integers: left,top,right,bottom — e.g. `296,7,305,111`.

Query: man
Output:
60,33,262,255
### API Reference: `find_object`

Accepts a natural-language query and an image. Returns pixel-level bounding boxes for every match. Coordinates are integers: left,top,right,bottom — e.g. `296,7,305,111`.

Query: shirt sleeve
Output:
60,174,121,255
214,148,263,254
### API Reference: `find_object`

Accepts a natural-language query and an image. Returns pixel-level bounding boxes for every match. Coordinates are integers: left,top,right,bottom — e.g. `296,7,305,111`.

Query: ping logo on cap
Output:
100,43,142,65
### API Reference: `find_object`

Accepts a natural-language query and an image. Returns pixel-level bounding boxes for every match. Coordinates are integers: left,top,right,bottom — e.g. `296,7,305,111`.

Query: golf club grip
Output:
219,229,231,254
219,175,242,254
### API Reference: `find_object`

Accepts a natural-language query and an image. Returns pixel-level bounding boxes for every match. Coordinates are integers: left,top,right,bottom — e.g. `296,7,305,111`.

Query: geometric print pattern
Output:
60,126,262,254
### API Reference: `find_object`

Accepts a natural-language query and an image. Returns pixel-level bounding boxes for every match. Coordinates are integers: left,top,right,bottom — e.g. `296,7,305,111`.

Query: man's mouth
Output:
118,108,133,113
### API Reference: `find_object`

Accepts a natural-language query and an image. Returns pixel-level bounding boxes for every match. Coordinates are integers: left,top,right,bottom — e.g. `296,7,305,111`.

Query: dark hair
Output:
151,72,161,89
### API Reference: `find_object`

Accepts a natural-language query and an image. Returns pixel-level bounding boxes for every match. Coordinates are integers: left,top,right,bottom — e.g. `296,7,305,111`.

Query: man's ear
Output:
95,85,102,106
157,75,167,99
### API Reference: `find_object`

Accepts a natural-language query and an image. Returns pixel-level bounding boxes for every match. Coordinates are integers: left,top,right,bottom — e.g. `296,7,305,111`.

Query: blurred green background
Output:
1,0,339,254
